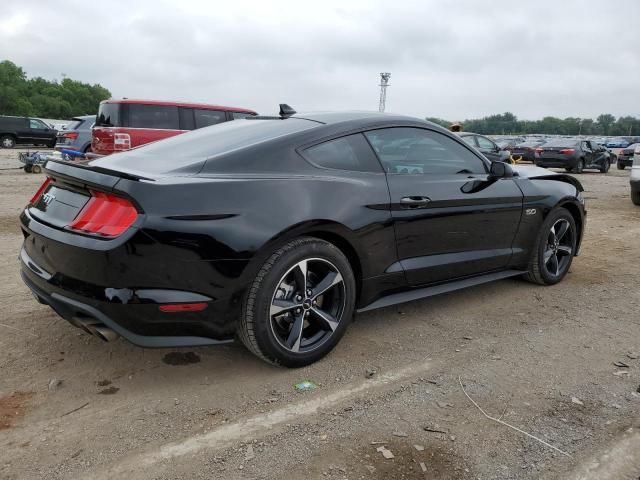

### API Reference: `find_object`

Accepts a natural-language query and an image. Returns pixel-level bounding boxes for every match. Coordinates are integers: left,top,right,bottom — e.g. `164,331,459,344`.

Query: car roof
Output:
291,111,424,126
100,98,256,113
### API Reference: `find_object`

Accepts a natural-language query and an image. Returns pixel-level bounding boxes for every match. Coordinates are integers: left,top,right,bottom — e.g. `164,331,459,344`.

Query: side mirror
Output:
490,161,515,178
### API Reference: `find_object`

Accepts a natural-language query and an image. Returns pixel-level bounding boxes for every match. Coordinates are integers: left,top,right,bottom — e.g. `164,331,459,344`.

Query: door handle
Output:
400,196,431,209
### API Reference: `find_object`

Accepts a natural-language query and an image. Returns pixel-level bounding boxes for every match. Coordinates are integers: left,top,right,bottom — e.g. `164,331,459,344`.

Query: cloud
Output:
1,0,638,120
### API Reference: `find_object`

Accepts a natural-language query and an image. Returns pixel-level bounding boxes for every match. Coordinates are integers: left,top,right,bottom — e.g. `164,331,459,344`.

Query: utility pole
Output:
378,73,391,113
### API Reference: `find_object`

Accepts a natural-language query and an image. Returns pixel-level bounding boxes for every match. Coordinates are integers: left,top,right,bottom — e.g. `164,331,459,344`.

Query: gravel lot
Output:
0,148,638,480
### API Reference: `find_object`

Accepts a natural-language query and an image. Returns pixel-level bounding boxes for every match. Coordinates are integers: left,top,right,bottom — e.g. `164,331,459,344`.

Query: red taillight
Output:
63,132,79,140
559,148,575,155
535,148,544,153
68,191,137,237
159,303,208,313
30,178,52,205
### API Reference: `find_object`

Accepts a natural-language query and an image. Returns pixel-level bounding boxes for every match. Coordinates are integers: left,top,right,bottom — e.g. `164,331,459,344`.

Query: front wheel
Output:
1,135,16,149
525,208,577,285
600,159,610,173
238,237,356,367
632,189,640,206
617,161,625,170
573,159,584,174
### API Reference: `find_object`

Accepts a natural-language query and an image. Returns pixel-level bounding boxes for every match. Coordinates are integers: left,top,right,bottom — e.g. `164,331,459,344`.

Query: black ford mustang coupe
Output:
20,109,586,366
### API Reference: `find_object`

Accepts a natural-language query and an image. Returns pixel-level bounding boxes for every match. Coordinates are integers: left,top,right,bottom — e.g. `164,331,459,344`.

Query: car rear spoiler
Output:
44,159,153,191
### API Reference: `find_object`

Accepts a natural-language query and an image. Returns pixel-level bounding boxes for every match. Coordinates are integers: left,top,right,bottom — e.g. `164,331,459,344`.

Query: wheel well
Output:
305,231,363,301
559,201,583,243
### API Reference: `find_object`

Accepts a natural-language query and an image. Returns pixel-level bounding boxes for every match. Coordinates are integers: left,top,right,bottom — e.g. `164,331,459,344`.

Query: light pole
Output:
378,73,391,113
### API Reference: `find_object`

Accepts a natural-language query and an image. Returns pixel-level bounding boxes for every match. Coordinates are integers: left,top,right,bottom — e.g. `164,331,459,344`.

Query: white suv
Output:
631,145,640,205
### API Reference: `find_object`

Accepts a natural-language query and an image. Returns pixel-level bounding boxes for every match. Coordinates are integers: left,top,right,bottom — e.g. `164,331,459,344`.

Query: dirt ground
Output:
0,148,639,480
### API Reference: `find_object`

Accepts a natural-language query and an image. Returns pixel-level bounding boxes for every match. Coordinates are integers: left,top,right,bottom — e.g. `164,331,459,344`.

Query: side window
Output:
303,133,382,173
29,119,48,129
476,136,497,151
194,109,226,128
364,127,487,175
231,112,255,120
461,135,477,147
128,105,179,129
179,108,195,130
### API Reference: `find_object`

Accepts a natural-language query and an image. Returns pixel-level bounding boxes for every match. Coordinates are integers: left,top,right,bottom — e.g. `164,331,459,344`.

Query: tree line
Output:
426,112,639,137
0,60,111,119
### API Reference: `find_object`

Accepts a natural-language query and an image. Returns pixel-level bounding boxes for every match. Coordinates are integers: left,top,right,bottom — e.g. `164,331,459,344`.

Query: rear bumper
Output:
535,157,576,168
619,157,634,167
20,247,236,348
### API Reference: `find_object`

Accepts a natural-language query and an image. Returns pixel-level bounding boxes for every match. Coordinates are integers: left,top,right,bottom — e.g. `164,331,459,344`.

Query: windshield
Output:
95,103,120,127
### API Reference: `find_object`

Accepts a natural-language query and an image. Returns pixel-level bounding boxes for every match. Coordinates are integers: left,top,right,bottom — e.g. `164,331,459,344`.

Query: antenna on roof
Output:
279,104,296,118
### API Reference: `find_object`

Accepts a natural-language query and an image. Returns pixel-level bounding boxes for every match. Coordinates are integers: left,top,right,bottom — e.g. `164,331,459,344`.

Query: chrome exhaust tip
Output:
87,325,120,342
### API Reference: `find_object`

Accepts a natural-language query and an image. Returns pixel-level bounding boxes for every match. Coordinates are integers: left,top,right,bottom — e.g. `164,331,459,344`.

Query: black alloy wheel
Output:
239,237,356,367
525,208,577,285
269,258,346,354
541,218,574,278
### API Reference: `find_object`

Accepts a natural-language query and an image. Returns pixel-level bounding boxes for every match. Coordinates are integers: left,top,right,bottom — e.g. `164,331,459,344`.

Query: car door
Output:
364,127,524,286
588,141,605,165
29,119,53,143
581,140,594,166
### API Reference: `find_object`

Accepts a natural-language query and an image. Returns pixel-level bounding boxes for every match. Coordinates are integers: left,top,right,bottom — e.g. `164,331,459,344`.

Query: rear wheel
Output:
31,164,42,174
632,189,640,206
1,135,16,149
525,208,576,285
600,158,610,173
617,161,625,170
238,237,356,367
23,165,32,173
573,159,584,174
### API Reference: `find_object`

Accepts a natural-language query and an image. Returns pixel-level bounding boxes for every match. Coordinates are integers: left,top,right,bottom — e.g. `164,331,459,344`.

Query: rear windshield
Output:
95,103,120,127
89,118,319,175
64,120,81,130
542,139,579,148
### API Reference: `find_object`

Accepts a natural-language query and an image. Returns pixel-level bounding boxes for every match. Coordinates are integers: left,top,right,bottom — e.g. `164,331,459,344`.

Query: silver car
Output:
54,115,95,154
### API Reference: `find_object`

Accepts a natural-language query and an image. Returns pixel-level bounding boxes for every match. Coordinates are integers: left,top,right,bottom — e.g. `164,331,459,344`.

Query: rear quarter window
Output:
303,134,382,172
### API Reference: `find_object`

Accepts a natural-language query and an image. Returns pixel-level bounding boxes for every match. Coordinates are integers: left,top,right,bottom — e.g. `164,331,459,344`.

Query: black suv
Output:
0,116,57,149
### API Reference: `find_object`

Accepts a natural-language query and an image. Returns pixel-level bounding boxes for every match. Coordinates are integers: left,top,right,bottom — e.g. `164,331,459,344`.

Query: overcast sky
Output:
1,0,638,120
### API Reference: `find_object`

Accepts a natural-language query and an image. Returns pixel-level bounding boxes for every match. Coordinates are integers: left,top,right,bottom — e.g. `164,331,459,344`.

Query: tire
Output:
31,164,42,174
573,159,584,174
632,189,640,206
600,159,610,173
525,208,577,285
83,144,92,153
617,161,625,170
47,141,56,148
238,237,356,367
564,168,572,172
24,165,33,173
1,135,16,149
